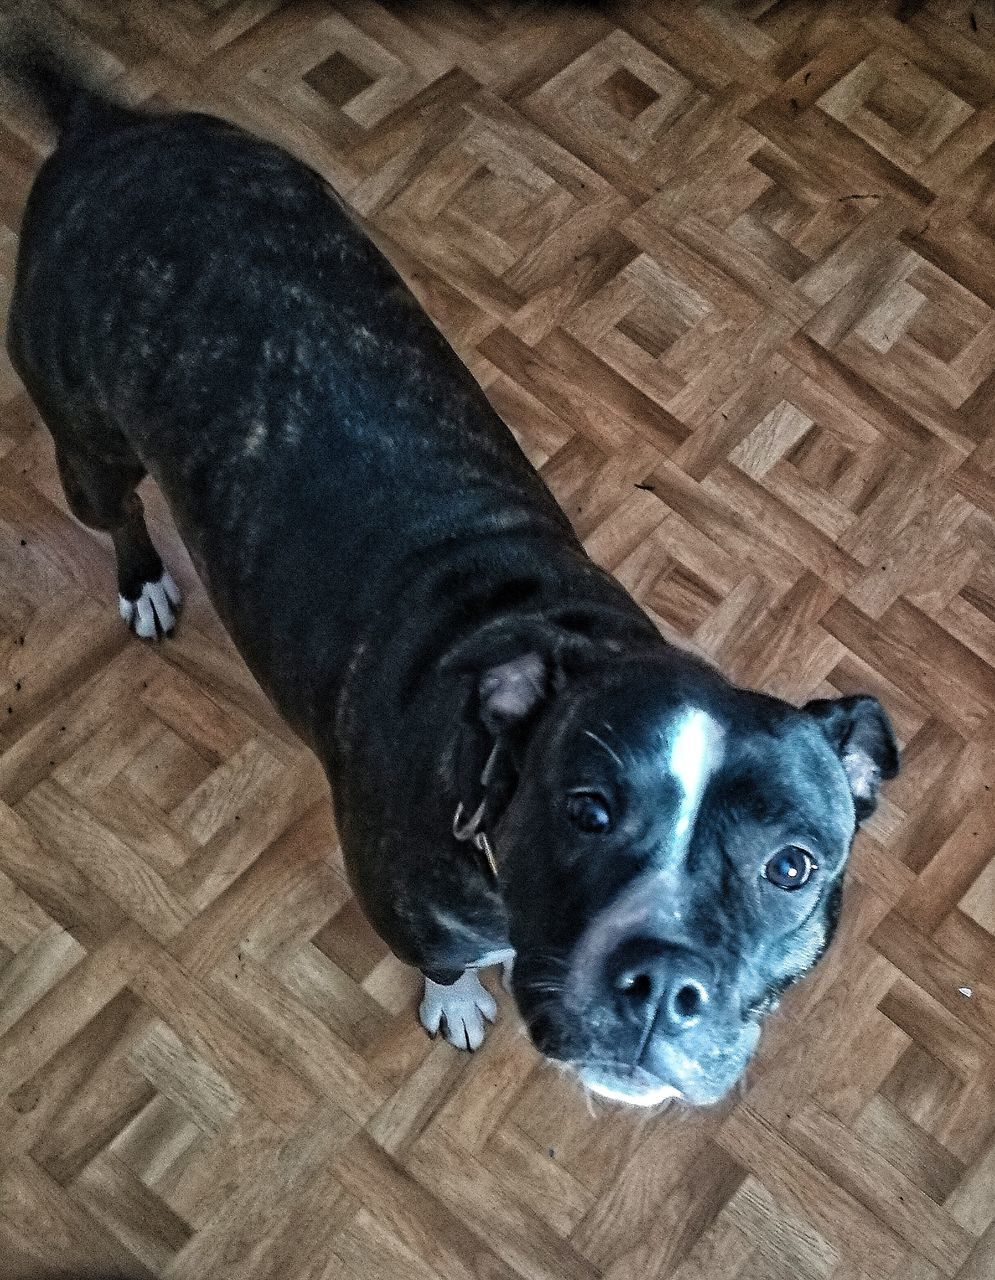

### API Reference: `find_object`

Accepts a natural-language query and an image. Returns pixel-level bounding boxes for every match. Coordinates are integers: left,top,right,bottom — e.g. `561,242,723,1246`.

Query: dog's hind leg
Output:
53,436,180,639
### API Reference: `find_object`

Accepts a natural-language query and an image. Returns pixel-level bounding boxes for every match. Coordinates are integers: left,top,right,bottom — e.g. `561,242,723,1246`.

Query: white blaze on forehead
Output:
669,707,725,845
566,706,725,999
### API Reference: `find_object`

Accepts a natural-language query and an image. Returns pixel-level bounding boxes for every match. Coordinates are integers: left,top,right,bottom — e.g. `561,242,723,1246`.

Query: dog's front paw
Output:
119,571,181,639
419,969,497,1050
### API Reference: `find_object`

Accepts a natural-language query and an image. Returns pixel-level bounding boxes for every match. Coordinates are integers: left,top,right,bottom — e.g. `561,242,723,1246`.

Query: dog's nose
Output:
607,938,711,1034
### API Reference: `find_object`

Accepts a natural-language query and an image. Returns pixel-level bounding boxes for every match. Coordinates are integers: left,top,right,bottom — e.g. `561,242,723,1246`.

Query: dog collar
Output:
452,739,502,881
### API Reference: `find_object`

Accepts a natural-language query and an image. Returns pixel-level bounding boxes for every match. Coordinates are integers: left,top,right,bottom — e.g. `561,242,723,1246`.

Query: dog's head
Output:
456,623,898,1106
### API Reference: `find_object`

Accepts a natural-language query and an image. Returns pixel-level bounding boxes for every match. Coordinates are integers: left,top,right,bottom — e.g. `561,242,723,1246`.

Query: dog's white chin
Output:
578,1069,683,1108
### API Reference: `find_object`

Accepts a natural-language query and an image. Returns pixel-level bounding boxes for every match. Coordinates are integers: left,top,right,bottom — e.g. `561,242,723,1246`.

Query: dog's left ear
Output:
804,695,900,820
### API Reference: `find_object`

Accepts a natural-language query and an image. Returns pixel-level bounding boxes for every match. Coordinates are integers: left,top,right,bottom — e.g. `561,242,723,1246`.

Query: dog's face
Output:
477,647,898,1107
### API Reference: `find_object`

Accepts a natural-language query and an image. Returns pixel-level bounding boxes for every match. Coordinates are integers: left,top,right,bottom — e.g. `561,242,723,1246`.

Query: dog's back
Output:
4,30,574,719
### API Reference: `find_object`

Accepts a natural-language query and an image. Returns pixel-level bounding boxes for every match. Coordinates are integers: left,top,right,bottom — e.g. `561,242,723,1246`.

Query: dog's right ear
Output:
441,619,600,734
477,651,548,732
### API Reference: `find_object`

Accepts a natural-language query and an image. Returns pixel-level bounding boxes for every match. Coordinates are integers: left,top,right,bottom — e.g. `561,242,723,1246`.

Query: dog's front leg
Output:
418,969,498,1051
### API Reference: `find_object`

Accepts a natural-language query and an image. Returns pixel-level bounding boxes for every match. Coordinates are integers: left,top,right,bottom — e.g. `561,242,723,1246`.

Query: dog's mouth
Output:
574,1061,684,1108
519,990,758,1108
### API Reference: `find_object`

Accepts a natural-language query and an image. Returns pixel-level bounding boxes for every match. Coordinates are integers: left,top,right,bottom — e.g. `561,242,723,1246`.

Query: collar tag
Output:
452,740,503,881
450,798,496,880
476,831,499,879
452,802,499,881
452,797,486,844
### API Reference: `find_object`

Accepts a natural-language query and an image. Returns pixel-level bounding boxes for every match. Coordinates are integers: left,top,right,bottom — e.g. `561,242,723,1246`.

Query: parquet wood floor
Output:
1,1,994,1277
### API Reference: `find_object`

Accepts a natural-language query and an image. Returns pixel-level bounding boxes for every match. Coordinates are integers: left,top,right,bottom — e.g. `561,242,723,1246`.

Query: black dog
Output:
4,41,898,1106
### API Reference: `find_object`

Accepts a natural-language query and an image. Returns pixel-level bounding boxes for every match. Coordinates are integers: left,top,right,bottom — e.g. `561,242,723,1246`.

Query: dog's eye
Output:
566,790,612,834
762,846,818,891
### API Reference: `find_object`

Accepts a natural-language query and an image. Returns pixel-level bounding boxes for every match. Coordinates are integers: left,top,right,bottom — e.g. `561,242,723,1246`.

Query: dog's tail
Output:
0,13,121,137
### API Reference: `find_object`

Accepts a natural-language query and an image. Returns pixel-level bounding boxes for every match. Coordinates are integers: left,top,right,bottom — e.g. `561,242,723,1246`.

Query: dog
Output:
4,39,898,1107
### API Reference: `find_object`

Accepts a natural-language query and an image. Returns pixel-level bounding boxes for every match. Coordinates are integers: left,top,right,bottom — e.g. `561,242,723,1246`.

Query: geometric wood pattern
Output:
1,2,995,1277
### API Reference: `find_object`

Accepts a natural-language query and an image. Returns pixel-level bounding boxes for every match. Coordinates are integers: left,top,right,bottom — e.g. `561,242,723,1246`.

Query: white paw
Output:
419,969,498,1050
473,947,515,992
119,571,181,639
